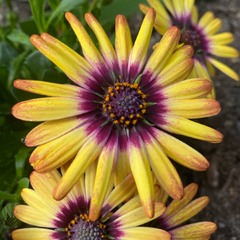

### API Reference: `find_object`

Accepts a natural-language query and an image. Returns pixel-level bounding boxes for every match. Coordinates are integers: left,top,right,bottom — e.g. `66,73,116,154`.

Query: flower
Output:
12,165,171,240
151,183,217,239
12,9,223,218
139,0,239,89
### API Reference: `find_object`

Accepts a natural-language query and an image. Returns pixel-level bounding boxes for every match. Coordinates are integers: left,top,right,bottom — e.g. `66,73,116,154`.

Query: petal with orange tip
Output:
30,34,90,86
12,228,56,240
121,227,171,240
160,115,223,143
85,13,116,67
145,138,183,200
169,222,217,238
155,129,209,171
12,97,80,122
13,80,81,97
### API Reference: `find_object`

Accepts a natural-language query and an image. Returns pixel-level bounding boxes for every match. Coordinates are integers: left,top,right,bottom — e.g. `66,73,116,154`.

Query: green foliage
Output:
0,0,146,238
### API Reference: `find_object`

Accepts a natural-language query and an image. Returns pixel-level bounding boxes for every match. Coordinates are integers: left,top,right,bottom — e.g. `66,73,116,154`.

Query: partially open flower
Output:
140,0,239,95
12,9,222,218
151,183,217,239
12,165,170,240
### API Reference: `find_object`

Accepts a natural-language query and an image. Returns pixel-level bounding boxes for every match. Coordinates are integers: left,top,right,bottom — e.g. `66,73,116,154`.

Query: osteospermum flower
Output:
139,0,239,89
151,183,217,239
12,165,171,240
12,9,223,218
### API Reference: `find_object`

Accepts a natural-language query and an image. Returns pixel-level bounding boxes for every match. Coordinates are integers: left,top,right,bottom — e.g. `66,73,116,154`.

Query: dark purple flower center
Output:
66,213,107,240
180,29,204,53
102,82,147,127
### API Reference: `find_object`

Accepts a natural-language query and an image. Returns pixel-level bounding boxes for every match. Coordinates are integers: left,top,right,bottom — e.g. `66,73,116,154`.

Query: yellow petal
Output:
184,0,195,15
25,117,81,146
128,142,155,218
145,26,180,76
30,171,69,208
12,97,80,121
85,13,116,67
84,160,98,202
162,183,198,219
158,58,194,86
171,0,184,17
12,228,55,240
162,78,212,99
191,5,199,24
210,45,239,58
121,227,171,240
102,175,136,217
115,202,165,228
146,139,183,200
147,0,170,21
21,188,58,217
128,8,155,71
170,222,217,238
53,135,106,200
155,130,209,171
13,79,80,97
139,3,170,35
115,15,133,66
30,126,87,172
114,195,142,216
14,205,53,227
193,59,211,79
198,11,214,28
89,140,118,221
208,32,234,45
65,12,104,68
204,18,222,35
114,149,131,185
162,0,175,16
165,98,221,118
160,115,223,143
30,34,89,85
164,197,209,227
207,57,239,80
160,45,194,77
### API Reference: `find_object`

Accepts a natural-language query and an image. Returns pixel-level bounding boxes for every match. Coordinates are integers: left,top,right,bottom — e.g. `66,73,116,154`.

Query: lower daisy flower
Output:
151,183,217,239
12,164,171,240
12,9,223,218
139,0,239,92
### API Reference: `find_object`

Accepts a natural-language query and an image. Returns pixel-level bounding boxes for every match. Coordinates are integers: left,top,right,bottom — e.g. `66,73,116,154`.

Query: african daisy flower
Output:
151,183,217,239
139,0,239,93
12,9,223,218
12,165,171,240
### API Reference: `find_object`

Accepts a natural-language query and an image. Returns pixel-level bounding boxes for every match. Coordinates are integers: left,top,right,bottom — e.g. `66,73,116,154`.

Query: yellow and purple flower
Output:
152,183,217,239
12,9,223,218
139,0,239,87
12,165,171,240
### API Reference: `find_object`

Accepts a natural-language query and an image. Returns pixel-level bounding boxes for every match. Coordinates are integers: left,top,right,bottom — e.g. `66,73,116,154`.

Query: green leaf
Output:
7,50,30,89
100,0,147,23
15,147,32,179
47,0,87,28
48,0,61,11
28,0,47,33
24,50,52,79
7,29,32,48
16,178,30,193
0,203,21,229
0,42,18,67
0,191,18,201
